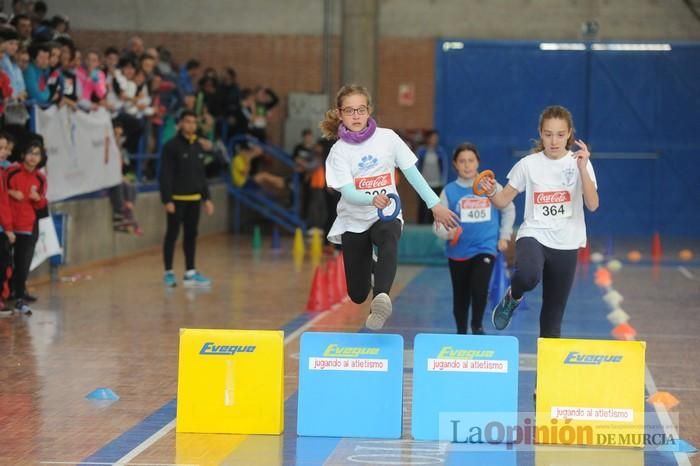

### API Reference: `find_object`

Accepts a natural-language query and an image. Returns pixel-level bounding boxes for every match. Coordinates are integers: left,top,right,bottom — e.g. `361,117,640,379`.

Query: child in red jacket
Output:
7,141,47,315
0,132,15,311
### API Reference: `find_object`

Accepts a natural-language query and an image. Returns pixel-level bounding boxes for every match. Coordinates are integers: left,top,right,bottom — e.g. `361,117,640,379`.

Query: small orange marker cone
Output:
594,267,612,287
611,322,637,340
648,391,680,410
594,267,611,281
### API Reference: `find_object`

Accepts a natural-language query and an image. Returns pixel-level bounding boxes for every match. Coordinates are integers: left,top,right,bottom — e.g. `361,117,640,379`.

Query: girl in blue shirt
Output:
435,142,515,334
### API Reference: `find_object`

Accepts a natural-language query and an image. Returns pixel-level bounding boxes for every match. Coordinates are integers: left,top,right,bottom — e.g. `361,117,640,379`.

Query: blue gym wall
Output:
435,40,700,236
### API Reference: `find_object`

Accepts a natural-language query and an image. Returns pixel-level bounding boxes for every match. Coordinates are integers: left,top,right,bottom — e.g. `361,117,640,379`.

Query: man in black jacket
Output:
159,110,215,288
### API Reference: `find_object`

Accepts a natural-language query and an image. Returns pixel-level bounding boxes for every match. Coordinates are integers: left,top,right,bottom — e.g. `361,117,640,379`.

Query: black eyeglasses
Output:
339,106,369,116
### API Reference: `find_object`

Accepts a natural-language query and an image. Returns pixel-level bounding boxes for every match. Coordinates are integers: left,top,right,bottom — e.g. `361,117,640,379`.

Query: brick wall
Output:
70,30,434,146
376,37,434,130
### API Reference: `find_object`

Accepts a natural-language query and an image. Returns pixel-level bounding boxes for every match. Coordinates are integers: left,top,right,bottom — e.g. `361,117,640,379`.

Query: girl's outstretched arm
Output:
401,165,459,229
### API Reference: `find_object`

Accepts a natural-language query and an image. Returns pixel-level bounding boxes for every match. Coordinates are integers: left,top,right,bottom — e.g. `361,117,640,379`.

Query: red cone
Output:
578,240,590,265
306,265,329,312
326,259,340,307
651,232,662,262
335,253,348,301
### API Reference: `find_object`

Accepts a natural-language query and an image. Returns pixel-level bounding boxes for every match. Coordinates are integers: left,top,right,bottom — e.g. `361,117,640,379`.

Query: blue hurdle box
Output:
412,333,519,441
297,332,404,438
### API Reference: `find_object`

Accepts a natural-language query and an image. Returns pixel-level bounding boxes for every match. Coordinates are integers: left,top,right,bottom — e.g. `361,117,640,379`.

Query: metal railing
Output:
226,134,306,234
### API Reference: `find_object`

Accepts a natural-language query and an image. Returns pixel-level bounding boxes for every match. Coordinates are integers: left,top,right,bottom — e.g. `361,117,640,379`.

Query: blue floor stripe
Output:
81,399,176,464
281,313,313,335
80,311,317,464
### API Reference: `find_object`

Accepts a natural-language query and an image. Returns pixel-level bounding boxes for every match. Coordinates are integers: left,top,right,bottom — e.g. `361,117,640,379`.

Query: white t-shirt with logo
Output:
326,128,417,244
507,151,597,250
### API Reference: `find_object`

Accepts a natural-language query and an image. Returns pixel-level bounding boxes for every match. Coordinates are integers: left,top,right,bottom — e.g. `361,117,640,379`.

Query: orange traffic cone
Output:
335,254,348,301
578,241,590,265
326,259,340,307
611,322,637,340
594,267,609,280
651,232,662,262
594,267,612,287
306,265,328,312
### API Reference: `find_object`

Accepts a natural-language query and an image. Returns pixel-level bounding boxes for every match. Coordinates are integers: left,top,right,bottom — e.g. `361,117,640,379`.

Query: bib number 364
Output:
541,204,566,216
533,190,572,220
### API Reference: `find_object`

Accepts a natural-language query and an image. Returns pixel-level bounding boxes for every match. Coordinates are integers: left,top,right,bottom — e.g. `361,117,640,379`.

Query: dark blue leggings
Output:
448,254,494,334
511,237,578,338
341,219,401,304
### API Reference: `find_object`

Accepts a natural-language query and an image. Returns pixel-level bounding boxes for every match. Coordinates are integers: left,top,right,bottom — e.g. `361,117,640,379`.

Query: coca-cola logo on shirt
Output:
355,173,392,190
460,198,490,209
534,191,571,204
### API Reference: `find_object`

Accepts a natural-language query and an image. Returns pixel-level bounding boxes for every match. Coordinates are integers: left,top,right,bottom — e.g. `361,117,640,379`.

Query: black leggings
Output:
163,201,201,271
511,237,578,338
341,219,401,304
0,233,12,300
448,254,495,334
13,224,38,299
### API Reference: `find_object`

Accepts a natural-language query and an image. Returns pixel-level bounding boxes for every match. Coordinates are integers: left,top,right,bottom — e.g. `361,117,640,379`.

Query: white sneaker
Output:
14,299,32,315
366,293,392,330
183,271,212,288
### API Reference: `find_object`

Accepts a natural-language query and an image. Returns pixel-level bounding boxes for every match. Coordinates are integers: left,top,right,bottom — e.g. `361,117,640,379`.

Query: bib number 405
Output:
464,209,488,220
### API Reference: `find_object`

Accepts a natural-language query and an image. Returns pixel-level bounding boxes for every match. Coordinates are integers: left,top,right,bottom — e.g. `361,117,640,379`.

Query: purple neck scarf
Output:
338,117,377,144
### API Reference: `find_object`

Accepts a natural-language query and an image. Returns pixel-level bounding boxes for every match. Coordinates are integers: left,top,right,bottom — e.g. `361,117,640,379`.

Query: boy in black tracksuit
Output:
159,110,214,288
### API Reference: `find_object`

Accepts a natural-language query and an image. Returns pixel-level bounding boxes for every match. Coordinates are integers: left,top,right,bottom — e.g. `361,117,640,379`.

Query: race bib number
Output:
459,197,491,223
533,190,572,220
355,172,393,197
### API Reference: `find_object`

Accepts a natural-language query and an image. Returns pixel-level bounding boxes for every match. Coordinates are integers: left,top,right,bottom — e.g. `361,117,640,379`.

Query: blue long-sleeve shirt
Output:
23,62,50,104
178,65,194,95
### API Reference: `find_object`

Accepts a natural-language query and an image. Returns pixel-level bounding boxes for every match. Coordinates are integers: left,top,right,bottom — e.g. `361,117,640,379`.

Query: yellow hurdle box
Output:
536,338,646,448
535,445,643,466
176,328,284,434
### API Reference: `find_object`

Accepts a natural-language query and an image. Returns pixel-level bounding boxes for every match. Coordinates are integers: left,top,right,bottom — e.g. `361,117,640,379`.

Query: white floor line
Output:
113,419,176,466
677,266,694,280
645,367,691,466
606,282,691,465
284,311,330,344
107,310,331,465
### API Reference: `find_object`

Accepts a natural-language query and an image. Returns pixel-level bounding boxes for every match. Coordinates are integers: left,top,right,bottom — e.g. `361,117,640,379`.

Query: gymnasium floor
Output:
0,233,697,466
